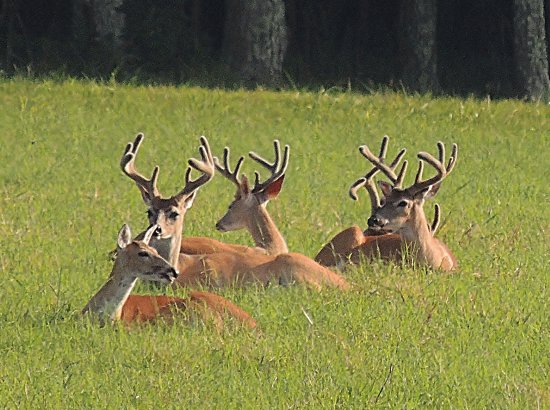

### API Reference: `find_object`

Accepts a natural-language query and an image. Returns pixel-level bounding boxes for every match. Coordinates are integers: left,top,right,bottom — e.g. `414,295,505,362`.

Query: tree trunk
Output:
222,0,287,87
399,0,438,93
513,0,550,100
73,0,125,62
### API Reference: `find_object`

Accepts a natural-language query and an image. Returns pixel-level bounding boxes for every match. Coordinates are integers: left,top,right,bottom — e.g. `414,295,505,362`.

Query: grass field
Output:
0,78,548,408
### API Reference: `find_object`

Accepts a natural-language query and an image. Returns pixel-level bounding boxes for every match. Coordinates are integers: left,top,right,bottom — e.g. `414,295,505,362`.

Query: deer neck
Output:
398,206,440,268
246,205,288,255
82,258,138,324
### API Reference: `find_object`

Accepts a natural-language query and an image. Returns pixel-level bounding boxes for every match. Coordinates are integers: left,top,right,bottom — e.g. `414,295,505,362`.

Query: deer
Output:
214,139,289,255
363,140,458,271
82,224,257,328
120,134,349,290
315,136,448,270
315,136,406,267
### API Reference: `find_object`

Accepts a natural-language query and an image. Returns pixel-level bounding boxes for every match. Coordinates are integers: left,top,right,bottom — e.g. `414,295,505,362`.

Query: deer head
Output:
114,223,179,284
120,133,215,264
214,140,289,232
364,140,458,237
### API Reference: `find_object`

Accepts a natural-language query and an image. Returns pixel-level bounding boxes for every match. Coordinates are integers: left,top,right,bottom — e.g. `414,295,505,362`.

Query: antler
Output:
249,140,290,193
214,147,244,187
175,136,216,199
409,141,458,196
431,203,441,234
120,133,160,197
357,135,408,189
349,135,407,210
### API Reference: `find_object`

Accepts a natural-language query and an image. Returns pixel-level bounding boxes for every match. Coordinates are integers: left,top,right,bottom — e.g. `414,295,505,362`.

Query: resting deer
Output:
121,133,266,257
364,140,458,271
315,136,448,270
214,140,289,255
121,135,349,290
83,224,257,328
315,136,405,267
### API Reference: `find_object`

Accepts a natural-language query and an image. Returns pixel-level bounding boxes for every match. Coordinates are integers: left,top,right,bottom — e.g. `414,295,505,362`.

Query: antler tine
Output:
176,136,216,198
359,137,408,187
349,177,367,201
214,147,244,187
349,135,407,210
411,141,458,194
350,135,407,209
431,203,441,234
349,177,382,214
359,145,401,186
120,133,160,197
249,139,290,193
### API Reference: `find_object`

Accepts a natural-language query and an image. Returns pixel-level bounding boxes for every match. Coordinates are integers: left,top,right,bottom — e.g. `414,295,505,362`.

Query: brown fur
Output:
120,293,257,329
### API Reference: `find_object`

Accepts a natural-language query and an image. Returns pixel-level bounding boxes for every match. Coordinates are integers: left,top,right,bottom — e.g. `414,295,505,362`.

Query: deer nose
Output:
368,215,386,228
154,225,162,236
215,221,225,232
171,268,179,278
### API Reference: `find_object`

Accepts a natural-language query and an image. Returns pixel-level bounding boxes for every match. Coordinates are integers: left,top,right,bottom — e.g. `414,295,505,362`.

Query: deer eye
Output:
169,211,180,220
397,200,408,207
138,251,150,258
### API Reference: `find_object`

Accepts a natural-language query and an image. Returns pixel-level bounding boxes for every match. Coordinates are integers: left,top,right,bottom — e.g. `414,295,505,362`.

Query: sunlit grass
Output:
0,78,548,408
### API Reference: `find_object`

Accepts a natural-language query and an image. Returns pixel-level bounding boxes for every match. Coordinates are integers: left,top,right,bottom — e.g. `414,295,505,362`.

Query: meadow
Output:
0,78,548,408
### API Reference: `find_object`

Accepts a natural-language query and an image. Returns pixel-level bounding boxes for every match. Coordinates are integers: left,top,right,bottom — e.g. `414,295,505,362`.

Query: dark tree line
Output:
1,0,549,100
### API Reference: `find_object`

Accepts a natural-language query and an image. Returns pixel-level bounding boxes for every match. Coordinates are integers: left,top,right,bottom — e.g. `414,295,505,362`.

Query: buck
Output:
365,140,458,271
120,134,349,290
214,139,289,255
315,136,452,270
315,136,405,267
83,224,257,328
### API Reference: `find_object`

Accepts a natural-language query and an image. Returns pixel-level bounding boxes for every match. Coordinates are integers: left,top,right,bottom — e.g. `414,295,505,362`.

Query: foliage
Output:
0,79,548,408
0,0,542,96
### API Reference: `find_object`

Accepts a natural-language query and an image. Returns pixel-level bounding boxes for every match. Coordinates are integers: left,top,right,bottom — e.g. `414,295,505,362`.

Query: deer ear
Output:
426,182,442,198
415,183,441,201
180,190,197,210
258,174,285,203
378,181,393,198
117,224,132,249
240,175,251,196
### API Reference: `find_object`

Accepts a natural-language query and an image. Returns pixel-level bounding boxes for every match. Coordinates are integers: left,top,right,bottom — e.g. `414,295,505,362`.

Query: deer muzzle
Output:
367,215,388,230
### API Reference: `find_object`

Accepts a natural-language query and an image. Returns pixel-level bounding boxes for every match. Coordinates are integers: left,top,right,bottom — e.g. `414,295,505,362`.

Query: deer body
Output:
180,236,267,255
120,292,257,329
315,225,403,267
173,250,349,290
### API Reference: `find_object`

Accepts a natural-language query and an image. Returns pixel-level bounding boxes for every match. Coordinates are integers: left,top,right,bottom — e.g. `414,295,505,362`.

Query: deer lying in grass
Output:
315,136,406,267
82,224,257,328
365,140,458,271
121,134,349,290
315,136,456,271
214,140,289,255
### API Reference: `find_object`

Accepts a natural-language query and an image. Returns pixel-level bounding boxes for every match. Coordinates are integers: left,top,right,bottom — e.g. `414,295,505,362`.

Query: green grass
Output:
0,78,548,408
